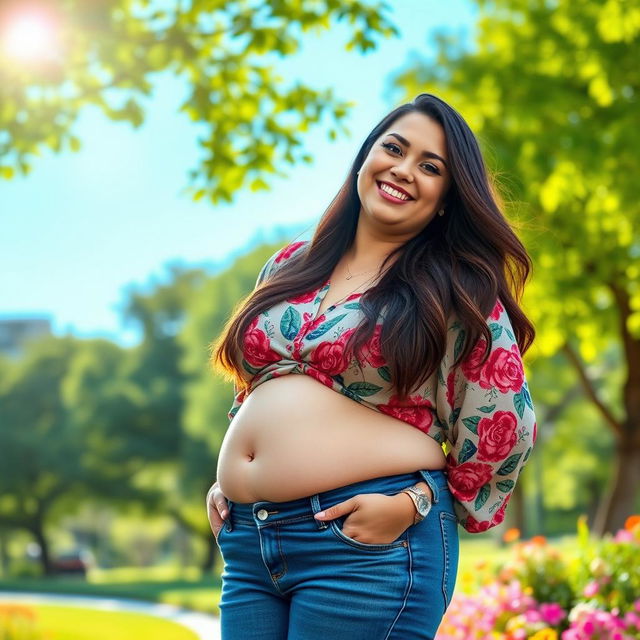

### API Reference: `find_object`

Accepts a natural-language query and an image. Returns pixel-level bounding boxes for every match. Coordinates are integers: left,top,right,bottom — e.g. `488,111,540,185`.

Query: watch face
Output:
416,494,431,516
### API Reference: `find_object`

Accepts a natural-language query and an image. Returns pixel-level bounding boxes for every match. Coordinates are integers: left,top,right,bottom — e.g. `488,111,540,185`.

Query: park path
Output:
0,590,220,640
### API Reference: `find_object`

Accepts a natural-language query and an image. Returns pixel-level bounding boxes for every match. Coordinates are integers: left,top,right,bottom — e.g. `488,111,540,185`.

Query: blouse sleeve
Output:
435,299,537,533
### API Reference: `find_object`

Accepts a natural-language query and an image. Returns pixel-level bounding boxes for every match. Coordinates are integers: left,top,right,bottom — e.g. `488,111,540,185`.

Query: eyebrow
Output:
386,132,448,169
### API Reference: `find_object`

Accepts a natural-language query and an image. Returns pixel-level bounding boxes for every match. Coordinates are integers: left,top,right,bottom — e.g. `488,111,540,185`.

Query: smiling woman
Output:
207,93,537,640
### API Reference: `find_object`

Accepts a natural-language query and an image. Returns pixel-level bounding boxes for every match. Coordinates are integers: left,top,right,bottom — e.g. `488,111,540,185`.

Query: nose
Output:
390,161,413,183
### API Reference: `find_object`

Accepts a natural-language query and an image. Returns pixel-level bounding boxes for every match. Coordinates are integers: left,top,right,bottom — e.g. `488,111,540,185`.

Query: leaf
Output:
462,415,480,434
280,307,301,340
458,438,477,464
478,404,496,413
453,329,466,361
496,479,515,493
489,323,503,341
305,314,347,340
497,453,523,476
377,366,391,382
450,407,461,426
474,484,491,510
346,381,382,397
343,302,361,310
513,389,526,419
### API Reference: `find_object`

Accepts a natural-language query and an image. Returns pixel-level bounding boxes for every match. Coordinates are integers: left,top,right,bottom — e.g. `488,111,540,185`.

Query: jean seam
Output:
271,524,289,582
383,532,414,639
440,511,456,608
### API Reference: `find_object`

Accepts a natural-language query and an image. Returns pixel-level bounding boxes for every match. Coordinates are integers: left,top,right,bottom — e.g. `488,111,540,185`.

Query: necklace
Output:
345,261,380,280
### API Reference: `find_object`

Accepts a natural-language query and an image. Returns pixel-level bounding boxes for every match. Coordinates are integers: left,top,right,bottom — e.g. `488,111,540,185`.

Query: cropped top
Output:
228,240,537,533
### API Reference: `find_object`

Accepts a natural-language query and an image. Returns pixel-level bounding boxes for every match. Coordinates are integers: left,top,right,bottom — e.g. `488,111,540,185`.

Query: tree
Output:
391,0,639,532
0,0,398,202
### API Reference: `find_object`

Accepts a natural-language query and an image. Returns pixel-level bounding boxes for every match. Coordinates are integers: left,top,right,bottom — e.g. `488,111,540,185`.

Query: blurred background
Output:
1,0,639,638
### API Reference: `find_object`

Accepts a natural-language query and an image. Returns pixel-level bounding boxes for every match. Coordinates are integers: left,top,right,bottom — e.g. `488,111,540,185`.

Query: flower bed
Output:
437,516,640,639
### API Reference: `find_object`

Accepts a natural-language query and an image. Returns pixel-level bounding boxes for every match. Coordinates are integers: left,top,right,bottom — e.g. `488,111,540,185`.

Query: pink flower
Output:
583,580,600,598
540,603,566,626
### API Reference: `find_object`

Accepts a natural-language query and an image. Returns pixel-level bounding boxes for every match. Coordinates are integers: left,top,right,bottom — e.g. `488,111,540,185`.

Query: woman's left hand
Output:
314,492,415,545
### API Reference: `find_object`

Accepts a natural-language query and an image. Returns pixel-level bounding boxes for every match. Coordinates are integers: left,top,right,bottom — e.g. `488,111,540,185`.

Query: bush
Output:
437,516,640,640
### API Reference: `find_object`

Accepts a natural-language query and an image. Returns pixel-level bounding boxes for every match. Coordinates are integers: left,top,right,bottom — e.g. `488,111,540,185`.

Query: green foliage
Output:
0,0,398,203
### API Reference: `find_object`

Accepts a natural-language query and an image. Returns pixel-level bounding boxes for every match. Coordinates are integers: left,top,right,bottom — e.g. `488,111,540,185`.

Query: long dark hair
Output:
212,93,535,399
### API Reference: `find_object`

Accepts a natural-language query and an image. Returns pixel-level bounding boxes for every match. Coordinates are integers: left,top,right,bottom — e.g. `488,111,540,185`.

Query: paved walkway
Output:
0,591,220,639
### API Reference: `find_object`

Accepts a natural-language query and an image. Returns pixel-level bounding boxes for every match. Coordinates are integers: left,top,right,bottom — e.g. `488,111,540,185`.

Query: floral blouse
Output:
228,240,537,533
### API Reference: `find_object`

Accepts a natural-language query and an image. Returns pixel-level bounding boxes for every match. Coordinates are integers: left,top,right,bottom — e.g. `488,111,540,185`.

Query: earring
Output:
438,208,445,216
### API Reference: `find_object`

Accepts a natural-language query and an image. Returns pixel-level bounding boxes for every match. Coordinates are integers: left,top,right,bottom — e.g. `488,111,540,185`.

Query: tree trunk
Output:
31,521,53,576
201,536,218,573
593,436,640,536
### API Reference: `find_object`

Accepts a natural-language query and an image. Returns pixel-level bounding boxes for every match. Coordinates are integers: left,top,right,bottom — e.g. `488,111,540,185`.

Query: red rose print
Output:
275,241,306,263
306,366,335,389
243,316,281,368
480,344,524,393
379,394,434,432
461,338,489,383
357,323,385,368
447,458,493,502
532,422,537,444
489,298,504,320
446,371,456,410
309,328,355,376
490,496,510,527
477,410,518,462
465,516,492,533
287,287,321,304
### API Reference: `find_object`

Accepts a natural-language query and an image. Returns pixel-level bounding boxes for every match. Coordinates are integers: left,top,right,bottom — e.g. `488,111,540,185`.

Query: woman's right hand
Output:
206,481,229,539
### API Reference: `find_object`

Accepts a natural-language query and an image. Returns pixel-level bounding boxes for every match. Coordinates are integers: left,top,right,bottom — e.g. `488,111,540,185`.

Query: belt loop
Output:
310,494,328,529
418,470,440,504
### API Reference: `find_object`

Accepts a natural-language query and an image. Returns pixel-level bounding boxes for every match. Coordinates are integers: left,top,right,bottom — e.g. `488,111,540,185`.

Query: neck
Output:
345,224,407,272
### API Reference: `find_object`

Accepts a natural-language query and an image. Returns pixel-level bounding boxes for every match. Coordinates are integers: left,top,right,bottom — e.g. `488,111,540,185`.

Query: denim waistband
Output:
225,469,449,528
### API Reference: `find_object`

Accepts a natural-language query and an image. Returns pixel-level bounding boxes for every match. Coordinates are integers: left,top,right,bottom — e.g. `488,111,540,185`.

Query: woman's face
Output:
356,111,452,237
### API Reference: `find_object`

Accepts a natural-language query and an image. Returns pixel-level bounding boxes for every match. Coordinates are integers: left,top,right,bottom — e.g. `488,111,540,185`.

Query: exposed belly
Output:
216,373,446,503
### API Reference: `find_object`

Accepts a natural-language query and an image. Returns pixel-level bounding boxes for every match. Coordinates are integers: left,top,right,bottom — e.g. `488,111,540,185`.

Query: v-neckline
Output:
313,278,363,321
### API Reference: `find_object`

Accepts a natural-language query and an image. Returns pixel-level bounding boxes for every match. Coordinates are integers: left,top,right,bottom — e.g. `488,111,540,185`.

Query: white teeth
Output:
379,182,410,200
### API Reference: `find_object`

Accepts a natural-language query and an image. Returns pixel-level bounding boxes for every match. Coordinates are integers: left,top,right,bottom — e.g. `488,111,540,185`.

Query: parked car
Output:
51,549,93,577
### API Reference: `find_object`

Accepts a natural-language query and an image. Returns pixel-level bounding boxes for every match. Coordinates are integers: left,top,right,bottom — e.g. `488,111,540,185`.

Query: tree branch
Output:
561,342,622,437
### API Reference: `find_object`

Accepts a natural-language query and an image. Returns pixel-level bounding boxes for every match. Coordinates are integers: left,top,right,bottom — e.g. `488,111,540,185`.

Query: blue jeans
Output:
216,469,459,639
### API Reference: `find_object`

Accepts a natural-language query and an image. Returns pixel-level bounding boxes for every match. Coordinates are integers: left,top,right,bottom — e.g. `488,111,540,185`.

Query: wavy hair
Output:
213,93,535,399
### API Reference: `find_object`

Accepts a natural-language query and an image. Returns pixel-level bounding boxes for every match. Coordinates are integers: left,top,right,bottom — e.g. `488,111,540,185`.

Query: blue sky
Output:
1,1,476,345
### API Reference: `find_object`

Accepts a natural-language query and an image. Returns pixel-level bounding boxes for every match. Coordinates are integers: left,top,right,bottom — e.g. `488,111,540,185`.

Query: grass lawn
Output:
0,604,199,640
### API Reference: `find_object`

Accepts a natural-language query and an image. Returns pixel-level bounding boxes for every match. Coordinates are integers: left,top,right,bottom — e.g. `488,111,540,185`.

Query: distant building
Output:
0,316,52,358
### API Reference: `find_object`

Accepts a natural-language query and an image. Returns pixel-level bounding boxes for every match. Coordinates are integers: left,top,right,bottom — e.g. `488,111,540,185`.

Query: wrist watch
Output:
400,484,432,524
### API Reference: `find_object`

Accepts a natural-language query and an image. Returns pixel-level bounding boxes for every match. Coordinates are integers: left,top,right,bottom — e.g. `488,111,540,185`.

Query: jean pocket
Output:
439,511,459,608
329,516,409,552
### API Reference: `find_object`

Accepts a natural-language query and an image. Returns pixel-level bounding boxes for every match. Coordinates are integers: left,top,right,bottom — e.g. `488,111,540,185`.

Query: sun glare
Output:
1,7,61,63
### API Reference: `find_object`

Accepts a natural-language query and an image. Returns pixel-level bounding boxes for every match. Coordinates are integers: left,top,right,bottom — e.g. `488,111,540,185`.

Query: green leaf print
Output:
378,366,391,382
478,404,496,413
450,407,461,426
513,389,526,418
346,381,383,397
437,367,445,385
462,415,480,434
489,322,503,341
453,329,466,361
523,446,532,463
242,358,263,375
523,383,534,410
306,314,347,340
281,307,301,340
474,484,490,510
496,479,515,493
497,453,523,476
458,438,477,464
505,327,515,342
343,302,361,310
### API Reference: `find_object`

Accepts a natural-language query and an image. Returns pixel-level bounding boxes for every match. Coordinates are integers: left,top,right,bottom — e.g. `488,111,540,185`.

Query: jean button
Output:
257,509,269,520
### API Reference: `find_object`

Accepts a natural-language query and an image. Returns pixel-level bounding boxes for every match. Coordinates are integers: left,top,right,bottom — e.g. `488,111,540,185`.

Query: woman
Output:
206,93,537,640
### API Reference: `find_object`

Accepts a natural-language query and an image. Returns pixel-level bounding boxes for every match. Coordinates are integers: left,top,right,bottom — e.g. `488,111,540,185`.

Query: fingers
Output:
206,482,230,537
314,496,357,520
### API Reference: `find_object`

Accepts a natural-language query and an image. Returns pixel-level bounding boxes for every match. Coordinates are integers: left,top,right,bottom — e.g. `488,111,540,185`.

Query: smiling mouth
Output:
376,181,414,203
